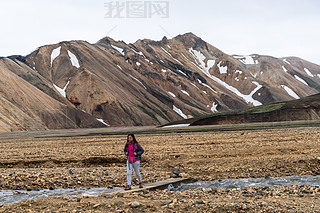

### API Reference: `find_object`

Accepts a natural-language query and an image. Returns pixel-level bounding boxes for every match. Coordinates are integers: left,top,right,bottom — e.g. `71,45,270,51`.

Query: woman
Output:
123,134,144,190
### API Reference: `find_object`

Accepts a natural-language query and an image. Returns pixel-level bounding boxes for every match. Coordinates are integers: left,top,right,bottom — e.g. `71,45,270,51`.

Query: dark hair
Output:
127,134,137,143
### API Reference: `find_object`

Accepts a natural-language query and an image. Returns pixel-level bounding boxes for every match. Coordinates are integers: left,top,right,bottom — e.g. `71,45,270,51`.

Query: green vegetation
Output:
137,104,159,123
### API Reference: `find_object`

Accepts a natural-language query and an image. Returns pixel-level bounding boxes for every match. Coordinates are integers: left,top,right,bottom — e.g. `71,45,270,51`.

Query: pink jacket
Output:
126,142,139,163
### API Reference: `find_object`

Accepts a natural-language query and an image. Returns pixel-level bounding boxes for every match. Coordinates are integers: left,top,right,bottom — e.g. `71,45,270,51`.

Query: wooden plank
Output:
108,178,196,195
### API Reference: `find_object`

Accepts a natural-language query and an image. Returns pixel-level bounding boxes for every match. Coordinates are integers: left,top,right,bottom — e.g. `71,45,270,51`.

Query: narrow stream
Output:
0,187,121,205
169,175,320,191
1,175,320,205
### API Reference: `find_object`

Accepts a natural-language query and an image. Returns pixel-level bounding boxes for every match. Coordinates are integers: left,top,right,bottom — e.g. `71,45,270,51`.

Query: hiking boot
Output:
124,185,131,190
139,183,143,188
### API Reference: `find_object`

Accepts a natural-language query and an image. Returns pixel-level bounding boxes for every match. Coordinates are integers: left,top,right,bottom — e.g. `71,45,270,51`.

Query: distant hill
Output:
162,93,320,126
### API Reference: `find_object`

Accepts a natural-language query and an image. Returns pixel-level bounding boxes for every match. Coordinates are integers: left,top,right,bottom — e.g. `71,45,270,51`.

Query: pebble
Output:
131,201,140,208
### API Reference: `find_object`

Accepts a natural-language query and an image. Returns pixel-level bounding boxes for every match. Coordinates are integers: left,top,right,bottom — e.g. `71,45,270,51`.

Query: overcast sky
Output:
1,0,320,64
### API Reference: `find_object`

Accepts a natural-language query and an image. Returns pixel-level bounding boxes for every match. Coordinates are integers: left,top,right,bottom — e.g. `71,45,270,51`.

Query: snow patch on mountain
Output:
281,85,299,99
188,48,215,73
111,45,124,56
235,70,242,75
282,66,288,72
51,47,61,67
304,68,314,77
168,92,176,98
283,59,290,64
234,55,257,64
177,70,188,78
181,90,190,96
173,105,187,119
294,75,308,86
129,74,146,89
211,102,218,113
53,81,70,98
96,119,110,126
197,79,217,94
130,48,145,58
217,62,227,74
67,50,80,68
161,47,182,64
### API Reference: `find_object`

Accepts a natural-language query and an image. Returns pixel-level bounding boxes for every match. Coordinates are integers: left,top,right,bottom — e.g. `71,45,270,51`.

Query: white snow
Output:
294,75,308,86
203,91,207,94
181,90,190,96
97,119,110,126
161,69,167,73
117,65,123,70
136,62,141,66
111,45,124,56
281,85,299,99
235,77,239,81
130,48,145,58
190,83,200,90
234,55,257,64
244,77,248,79
177,70,188,77
129,74,147,89
162,124,190,128
197,67,262,106
318,74,320,78
173,105,188,119
168,92,176,98
283,59,290,64
207,105,210,107
211,102,218,113
53,81,70,98
67,50,80,68
161,47,182,64
258,93,261,96
235,70,242,75
304,68,314,77
197,79,217,94
188,48,215,73
217,62,228,74
167,45,171,49
51,47,61,67
282,65,288,72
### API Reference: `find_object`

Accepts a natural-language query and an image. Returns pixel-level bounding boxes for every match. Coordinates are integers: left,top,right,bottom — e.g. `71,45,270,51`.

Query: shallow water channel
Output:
0,187,121,205
169,175,320,191
1,175,320,205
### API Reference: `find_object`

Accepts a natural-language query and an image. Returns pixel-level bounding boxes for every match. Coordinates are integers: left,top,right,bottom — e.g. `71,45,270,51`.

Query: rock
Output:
180,173,188,178
194,199,204,204
76,198,82,202
116,201,124,206
162,201,170,206
168,203,174,208
93,203,101,208
131,201,140,208
116,192,124,197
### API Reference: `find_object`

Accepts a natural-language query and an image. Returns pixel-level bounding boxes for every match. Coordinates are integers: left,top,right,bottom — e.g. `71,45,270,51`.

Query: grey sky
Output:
1,0,319,64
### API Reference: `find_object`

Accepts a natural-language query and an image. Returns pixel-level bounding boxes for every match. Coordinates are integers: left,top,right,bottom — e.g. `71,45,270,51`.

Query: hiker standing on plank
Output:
124,134,144,190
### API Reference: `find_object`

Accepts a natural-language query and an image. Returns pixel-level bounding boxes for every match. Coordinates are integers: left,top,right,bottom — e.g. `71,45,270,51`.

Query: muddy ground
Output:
0,126,320,212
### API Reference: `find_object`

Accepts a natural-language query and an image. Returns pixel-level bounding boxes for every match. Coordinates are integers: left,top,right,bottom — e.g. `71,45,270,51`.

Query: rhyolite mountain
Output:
0,32,320,132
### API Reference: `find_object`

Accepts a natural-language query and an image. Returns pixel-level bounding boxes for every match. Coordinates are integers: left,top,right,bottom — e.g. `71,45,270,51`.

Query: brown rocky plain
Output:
0,126,320,212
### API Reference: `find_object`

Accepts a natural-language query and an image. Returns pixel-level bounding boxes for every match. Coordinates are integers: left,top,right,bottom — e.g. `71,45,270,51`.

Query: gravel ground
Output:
0,127,319,212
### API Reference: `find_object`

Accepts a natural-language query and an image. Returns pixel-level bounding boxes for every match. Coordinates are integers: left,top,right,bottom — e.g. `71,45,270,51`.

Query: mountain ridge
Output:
0,32,319,132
